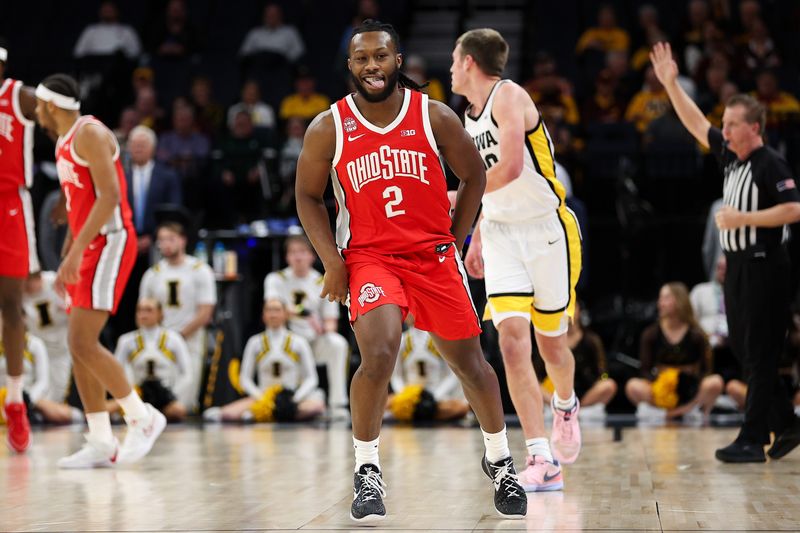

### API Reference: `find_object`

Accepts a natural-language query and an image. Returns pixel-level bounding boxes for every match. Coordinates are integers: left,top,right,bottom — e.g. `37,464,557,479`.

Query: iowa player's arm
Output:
428,100,486,252
295,111,348,305
485,82,533,193
57,124,121,285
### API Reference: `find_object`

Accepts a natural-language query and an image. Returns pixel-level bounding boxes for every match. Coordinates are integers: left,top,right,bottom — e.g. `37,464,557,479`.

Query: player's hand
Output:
57,250,81,286
53,276,66,300
715,205,745,230
320,261,349,305
464,240,484,279
649,42,678,87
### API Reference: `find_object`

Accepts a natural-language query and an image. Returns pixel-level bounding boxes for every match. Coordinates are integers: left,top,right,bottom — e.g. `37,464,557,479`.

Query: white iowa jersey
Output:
464,80,567,223
115,327,191,393
264,267,340,342
239,327,316,400
0,334,49,403
139,256,217,344
392,327,458,399
22,271,69,357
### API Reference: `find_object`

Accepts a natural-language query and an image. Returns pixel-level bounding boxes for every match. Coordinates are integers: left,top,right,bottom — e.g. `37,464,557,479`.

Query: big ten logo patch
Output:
358,282,385,307
344,117,358,133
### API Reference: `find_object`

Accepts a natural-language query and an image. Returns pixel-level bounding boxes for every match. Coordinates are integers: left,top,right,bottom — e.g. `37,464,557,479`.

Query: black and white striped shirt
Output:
708,128,800,252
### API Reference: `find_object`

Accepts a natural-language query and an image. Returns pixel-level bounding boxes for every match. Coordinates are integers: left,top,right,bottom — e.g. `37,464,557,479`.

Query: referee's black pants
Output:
725,246,795,445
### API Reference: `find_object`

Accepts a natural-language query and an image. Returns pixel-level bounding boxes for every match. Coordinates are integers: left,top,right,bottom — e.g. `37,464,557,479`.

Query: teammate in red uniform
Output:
296,20,526,524
0,42,39,452
34,74,166,468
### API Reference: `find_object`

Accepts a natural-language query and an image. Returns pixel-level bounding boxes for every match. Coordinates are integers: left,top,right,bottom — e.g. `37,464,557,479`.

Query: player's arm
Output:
180,267,216,338
485,83,527,193
57,124,121,285
292,338,319,403
295,111,347,304
428,100,486,252
650,42,711,148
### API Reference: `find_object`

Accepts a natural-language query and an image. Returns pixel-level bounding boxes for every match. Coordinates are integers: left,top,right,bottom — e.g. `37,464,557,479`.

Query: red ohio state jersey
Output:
55,116,134,237
330,88,453,254
0,79,34,193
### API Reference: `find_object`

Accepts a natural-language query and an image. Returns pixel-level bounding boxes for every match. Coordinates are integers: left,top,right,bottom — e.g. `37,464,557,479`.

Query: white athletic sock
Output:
526,437,554,463
554,390,577,412
353,436,380,472
482,426,511,463
6,375,23,404
117,390,149,422
85,411,114,444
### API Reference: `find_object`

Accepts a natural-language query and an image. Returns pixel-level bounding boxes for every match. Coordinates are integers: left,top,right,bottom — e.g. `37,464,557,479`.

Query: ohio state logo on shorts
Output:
358,282,385,307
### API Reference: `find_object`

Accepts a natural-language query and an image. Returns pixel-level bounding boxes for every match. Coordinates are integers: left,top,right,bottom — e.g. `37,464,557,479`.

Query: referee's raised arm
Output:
650,42,711,149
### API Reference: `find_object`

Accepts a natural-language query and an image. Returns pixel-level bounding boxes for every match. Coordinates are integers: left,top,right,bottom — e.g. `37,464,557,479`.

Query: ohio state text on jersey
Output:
330,88,453,254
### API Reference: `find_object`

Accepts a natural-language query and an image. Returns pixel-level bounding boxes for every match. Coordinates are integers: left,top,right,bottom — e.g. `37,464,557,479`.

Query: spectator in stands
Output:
387,316,470,423
202,299,326,423
643,104,697,146
735,0,762,45
139,221,217,412
631,27,668,73
582,69,625,124
278,117,306,213
114,106,140,150
523,53,574,102
215,111,269,224
73,0,141,59
625,65,670,133
537,301,617,417
738,18,781,77
687,21,733,82
403,55,446,103
128,126,183,248
575,4,630,55
697,64,729,114
751,69,800,137
111,298,192,422
227,80,276,131
146,0,201,60
626,282,724,419
190,76,225,137
279,68,331,122
264,235,350,419
157,100,211,189
690,256,738,384
239,3,304,63
605,50,637,103
132,66,155,94
684,0,711,50
705,81,739,128
134,86,165,132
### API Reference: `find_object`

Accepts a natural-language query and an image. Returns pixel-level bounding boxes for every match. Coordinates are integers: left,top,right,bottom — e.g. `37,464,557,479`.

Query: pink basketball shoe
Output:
551,397,581,464
518,455,563,492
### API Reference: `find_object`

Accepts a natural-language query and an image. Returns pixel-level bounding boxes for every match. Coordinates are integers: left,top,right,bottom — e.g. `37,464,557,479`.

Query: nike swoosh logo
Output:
348,133,366,141
543,471,561,482
438,256,446,263
547,238,560,245
9,209,19,216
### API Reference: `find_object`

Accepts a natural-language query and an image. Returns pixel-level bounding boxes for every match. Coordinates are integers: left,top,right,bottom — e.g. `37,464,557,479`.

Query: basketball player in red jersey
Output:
296,20,526,524
0,42,40,452
34,74,166,468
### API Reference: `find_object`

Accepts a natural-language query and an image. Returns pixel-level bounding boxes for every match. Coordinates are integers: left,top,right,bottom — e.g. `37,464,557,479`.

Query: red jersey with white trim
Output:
54,115,134,237
330,88,453,254
0,78,35,193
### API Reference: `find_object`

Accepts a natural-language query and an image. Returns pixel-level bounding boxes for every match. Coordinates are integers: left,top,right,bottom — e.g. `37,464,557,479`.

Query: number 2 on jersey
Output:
383,186,406,218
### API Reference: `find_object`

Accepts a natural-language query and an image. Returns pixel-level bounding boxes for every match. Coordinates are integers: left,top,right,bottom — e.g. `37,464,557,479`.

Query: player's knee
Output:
449,353,489,384
67,331,97,360
357,348,395,381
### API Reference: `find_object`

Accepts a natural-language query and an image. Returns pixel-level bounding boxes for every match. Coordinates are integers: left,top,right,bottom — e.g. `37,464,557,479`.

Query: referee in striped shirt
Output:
651,43,800,463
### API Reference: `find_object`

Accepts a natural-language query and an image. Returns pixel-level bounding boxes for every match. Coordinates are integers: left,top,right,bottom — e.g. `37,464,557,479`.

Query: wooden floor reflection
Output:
2,422,799,532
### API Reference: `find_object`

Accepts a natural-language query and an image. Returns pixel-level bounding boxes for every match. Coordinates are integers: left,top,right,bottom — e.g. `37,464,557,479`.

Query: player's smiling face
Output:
348,31,401,103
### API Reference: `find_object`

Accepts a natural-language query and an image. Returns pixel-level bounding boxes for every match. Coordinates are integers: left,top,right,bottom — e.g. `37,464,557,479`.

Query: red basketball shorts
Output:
65,227,136,314
344,243,481,340
0,188,39,278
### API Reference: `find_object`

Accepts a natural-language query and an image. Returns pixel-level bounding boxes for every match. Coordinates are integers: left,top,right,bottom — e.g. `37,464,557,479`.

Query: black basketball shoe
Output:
350,463,387,524
481,455,527,519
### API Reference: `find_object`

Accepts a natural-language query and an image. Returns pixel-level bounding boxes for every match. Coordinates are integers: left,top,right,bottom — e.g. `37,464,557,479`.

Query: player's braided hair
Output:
41,73,80,99
351,19,428,92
